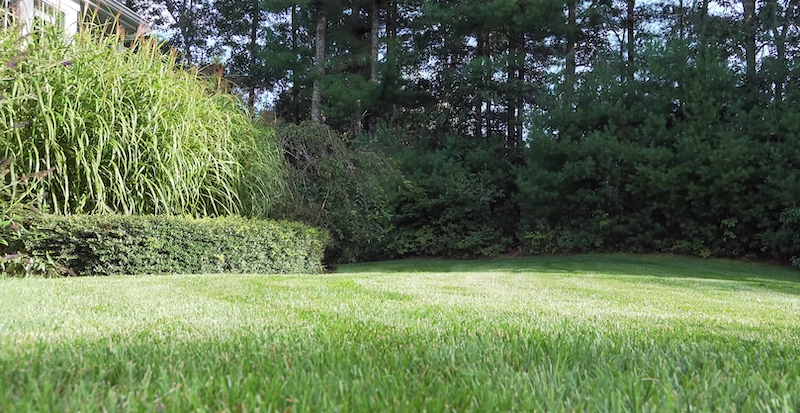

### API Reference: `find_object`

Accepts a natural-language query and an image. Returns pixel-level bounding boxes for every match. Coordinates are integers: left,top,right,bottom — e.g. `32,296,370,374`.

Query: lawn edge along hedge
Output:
8,215,329,276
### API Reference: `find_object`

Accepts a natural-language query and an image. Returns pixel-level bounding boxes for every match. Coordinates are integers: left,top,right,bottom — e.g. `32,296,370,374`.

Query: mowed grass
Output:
1,255,799,412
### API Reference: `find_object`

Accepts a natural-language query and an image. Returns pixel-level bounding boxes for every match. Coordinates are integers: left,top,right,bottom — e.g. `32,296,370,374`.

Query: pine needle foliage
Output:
0,21,283,217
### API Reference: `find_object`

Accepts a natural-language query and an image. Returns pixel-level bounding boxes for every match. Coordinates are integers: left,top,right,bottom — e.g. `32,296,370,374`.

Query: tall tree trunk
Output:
291,4,300,123
387,0,397,39
699,0,709,59
350,3,364,138
370,0,379,83
368,0,380,132
515,36,524,148
773,0,795,104
507,30,526,147
311,4,326,123
626,0,635,82
386,0,398,114
484,32,493,138
565,0,577,110
507,31,517,146
167,0,193,64
247,0,259,110
742,0,757,85
475,30,487,138
447,28,459,69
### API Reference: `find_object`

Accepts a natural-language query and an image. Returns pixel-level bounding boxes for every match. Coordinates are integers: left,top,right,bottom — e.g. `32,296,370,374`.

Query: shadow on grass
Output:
340,254,800,295
3,317,800,412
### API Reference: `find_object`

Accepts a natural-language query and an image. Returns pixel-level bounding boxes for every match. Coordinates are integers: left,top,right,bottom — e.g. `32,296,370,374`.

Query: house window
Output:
2,0,12,29
34,0,65,29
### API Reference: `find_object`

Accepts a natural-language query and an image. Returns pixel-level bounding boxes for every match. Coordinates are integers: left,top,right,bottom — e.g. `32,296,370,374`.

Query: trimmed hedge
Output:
8,215,328,276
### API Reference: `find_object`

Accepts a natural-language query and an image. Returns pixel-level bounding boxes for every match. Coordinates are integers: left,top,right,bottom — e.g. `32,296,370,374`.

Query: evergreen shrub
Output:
518,44,800,262
375,131,517,258
776,207,800,268
7,215,328,276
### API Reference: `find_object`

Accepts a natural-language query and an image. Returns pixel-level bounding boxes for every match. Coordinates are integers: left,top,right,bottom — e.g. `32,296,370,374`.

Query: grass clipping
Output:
0,22,283,217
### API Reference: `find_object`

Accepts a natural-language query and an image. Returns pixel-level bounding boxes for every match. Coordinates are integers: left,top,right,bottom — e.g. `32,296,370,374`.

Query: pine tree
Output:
127,0,217,64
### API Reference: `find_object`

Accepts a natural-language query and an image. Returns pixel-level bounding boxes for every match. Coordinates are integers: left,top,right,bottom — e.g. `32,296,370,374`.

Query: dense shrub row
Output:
6,215,327,276
356,48,800,265
515,48,800,264
375,134,516,259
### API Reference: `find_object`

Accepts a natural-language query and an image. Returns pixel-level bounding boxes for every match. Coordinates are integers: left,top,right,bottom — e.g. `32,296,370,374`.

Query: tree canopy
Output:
128,0,800,263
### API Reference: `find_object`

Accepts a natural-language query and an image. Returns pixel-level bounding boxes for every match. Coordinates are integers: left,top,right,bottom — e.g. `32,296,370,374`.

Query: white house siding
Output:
4,0,141,36
47,0,81,34
5,0,80,34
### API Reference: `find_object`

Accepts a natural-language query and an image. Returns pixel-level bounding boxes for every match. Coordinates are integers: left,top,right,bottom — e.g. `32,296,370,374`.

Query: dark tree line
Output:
134,0,800,263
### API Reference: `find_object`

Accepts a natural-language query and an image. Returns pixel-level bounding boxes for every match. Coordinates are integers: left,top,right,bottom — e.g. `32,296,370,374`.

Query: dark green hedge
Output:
8,215,328,276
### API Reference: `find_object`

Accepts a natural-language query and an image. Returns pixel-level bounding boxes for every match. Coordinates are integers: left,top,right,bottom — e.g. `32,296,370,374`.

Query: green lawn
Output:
1,254,799,412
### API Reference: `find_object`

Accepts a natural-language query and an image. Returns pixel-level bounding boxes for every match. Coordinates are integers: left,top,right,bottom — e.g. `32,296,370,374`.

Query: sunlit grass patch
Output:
1,254,799,412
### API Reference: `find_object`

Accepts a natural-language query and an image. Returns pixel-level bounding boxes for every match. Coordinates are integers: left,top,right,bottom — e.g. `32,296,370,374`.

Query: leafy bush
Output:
376,132,516,258
774,207,800,268
520,213,611,256
272,122,397,263
7,215,328,276
0,22,283,218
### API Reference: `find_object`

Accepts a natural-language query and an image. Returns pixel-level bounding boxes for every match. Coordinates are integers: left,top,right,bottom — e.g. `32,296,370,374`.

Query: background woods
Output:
7,0,800,264
128,0,800,263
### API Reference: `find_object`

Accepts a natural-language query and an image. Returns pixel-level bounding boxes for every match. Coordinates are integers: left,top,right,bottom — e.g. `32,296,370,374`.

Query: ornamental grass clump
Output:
0,21,283,217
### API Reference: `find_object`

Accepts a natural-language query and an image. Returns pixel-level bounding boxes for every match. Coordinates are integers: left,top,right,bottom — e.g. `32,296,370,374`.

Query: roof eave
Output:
83,0,148,33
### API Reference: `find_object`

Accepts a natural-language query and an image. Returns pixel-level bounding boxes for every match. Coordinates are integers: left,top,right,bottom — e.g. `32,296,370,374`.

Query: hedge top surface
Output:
10,214,328,276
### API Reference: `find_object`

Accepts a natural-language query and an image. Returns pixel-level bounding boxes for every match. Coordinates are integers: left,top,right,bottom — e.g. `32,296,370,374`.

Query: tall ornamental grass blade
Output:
0,21,284,218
